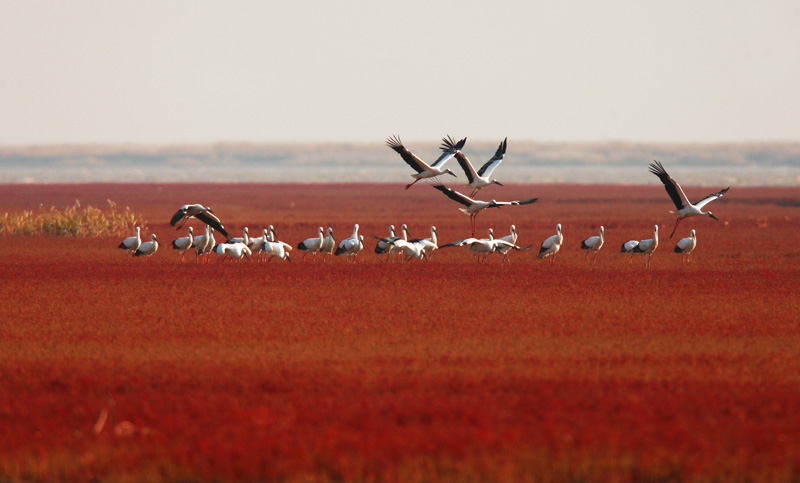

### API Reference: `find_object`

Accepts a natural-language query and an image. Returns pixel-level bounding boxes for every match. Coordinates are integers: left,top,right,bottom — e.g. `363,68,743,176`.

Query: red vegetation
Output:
1,183,799,482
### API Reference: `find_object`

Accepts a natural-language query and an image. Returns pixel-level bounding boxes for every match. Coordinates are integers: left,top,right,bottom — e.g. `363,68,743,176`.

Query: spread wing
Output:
433,135,467,168
649,160,688,210
169,207,187,226
477,137,507,177
432,184,474,208
693,187,729,210
195,211,229,238
386,135,429,173
453,151,477,184
512,197,538,206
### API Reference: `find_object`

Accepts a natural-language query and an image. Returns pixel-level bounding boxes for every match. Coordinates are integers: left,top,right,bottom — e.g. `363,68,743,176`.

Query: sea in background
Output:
2,141,798,186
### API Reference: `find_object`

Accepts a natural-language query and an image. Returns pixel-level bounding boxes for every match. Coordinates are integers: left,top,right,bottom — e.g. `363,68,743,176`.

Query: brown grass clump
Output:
0,199,145,237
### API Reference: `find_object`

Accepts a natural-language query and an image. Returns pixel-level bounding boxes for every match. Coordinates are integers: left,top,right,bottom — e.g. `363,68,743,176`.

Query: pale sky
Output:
1,1,798,145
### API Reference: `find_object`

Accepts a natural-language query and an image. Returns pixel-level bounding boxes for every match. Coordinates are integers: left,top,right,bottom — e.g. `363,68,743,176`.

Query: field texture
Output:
1,183,799,482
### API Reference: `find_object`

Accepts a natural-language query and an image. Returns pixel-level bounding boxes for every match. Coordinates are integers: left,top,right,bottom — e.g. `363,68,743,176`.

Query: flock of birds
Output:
118,137,730,267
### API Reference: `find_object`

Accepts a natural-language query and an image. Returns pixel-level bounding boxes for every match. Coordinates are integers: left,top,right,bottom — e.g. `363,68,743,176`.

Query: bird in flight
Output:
169,204,229,238
432,184,537,237
386,135,466,189
648,160,729,238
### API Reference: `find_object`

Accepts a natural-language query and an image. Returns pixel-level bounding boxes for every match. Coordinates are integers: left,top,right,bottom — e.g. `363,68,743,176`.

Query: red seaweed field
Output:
1,182,799,482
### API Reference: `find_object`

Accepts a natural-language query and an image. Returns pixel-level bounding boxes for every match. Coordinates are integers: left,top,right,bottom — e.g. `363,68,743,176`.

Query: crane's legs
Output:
405,178,421,190
669,217,682,239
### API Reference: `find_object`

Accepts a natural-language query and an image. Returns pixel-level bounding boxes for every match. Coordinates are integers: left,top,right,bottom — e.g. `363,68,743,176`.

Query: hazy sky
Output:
1,1,798,145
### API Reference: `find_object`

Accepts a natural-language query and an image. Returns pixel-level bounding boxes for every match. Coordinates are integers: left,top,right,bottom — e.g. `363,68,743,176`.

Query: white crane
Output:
386,135,465,189
169,204,229,238
441,236,495,263
133,234,159,259
442,229,527,263
262,225,292,262
261,239,291,262
213,242,252,262
389,238,428,262
245,229,268,259
538,224,563,261
193,226,215,264
335,224,363,262
432,184,538,237
297,226,325,261
389,224,428,262
201,227,216,263
580,226,604,263
409,226,438,260
450,137,507,197
495,225,518,262
649,160,730,238
374,224,409,262
118,226,141,257
191,224,211,262
226,227,251,245
171,226,194,261
336,234,364,262
620,240,640,264
488,230,530,261
674,229,697,263
633,225,659,268
320,227,336,261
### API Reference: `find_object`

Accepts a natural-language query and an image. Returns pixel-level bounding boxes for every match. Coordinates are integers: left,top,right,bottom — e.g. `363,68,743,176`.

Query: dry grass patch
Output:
0,199,146,237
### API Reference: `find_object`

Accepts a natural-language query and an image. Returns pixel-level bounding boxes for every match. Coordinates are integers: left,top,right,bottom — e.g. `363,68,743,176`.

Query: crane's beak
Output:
448,171,457,177
494,181,504,186
709,213,719,221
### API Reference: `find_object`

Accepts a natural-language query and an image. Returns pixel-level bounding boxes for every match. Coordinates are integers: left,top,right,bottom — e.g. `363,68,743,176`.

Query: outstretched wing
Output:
433,135,467,168
375,236,402,253
648,160,688,211
169,207,187,226
490,197,537,209
493,240,530,252
453,151,477,184
386,135,429,173
693,187,729,210
477,137,507,177
439,135,467,154
196,211,229,238
432,184,474,208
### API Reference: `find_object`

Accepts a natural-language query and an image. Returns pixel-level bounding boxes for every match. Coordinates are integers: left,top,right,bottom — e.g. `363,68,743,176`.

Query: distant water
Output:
1,141,798,186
